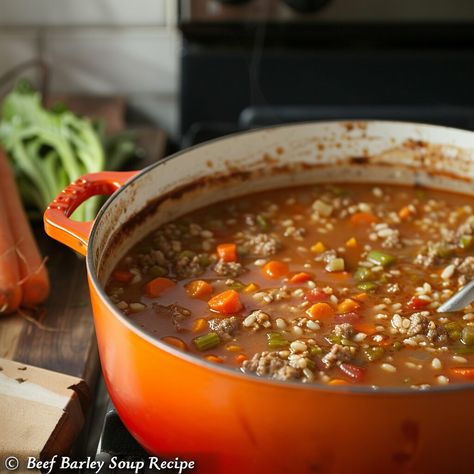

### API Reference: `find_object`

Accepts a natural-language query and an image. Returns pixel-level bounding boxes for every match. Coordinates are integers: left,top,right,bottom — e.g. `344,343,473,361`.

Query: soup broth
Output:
106,183,474,388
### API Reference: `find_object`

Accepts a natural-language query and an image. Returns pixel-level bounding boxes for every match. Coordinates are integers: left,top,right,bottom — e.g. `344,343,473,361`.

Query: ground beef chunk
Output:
242,351,303,381
414,242,446,268
415,216,474,268
136,249,169,273
208,316,240,341
407,312,447,343
237,232,281,257
321,344,355,368
333,323,354,339
213,259,246,277
153,304,191,331
175,254,207,278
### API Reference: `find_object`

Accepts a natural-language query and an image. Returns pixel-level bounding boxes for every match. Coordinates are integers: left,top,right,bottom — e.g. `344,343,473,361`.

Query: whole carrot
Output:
0,150,50,308
0,193,22,313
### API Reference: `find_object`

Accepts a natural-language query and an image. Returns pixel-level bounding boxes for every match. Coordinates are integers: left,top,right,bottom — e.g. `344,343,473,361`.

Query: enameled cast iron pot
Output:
44,121,474,474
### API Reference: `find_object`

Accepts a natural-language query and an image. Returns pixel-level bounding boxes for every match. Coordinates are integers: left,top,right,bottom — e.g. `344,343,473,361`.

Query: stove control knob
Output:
282,0,330,13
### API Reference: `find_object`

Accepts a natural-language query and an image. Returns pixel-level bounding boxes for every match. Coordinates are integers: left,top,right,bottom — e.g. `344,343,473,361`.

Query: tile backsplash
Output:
43,28,178,95
0,0,179,134
0,0,170,26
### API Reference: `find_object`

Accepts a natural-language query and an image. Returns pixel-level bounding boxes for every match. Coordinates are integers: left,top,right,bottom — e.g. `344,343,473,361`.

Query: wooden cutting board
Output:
0,358,87,470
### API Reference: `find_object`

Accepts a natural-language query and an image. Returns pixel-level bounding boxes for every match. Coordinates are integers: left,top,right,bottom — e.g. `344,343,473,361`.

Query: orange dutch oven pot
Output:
44,121,474,474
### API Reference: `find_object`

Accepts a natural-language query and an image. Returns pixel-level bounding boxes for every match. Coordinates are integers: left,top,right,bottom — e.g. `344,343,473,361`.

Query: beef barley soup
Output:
105,183,474,388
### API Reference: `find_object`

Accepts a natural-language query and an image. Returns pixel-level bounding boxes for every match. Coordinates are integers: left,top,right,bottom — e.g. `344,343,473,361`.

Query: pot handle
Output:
44,171,139,256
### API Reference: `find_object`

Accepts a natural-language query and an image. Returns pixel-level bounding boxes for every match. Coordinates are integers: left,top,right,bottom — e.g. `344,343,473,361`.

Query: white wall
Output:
0,0,180,135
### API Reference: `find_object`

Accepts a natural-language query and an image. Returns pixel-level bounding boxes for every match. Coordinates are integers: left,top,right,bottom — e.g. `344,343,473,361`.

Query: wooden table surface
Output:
0,97,167,391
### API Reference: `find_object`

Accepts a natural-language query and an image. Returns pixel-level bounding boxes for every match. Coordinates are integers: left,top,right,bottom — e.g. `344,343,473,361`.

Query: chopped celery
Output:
313,200,333,217
367,250,396,267
148,265,167,278
310,345,322,356
326,258,345,272
236,245,249,256
326,335,341,345
256,214,271,232
357,282,378,292
226,281,246,292
445,322,461,341
179,250,196,260
193,332,220,351
267,332,289,349
435,244,454,259
461,327,474,346
354,267,373,282
364,346,384,361
327,334,356,347
198,254,211,267
341,338,357,347
392,341,403,351
460,235,473,250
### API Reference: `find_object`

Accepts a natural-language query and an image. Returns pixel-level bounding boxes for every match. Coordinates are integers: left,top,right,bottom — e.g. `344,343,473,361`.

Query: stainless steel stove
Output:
179,0,474,146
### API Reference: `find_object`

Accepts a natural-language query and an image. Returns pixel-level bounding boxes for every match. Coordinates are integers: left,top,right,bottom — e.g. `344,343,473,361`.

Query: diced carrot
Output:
398,206,413,220
262,260,289,279
243,282,259,293
350,212,377,226
145,277,176,298
306,302,335,320
208,289,243,314
353,323,377,336
353,292,369,302
310,242,326,253
337,298,360,313
205,355,224,364
161,336,188,351
449,367,474,380
328,379,349,386
217,243,237,262
186,280,213,299
345,237,358,248
192,318,208,333
113,270,133,283
235,354,247,364
289,272,312,284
